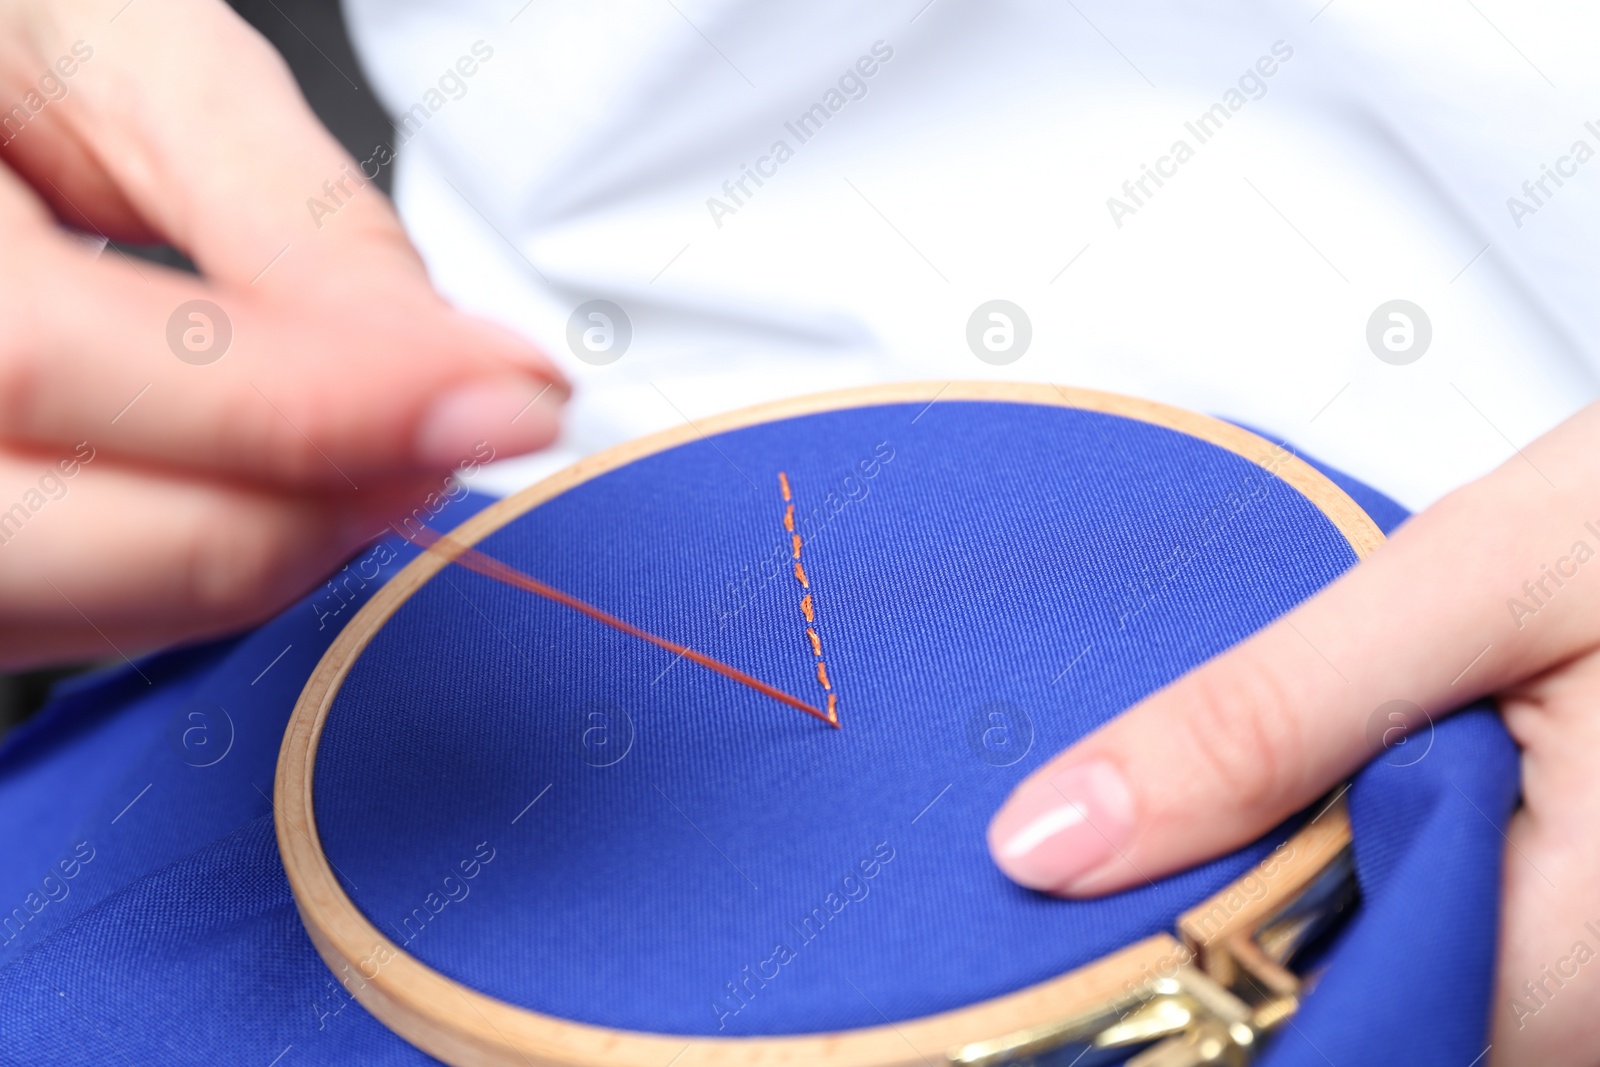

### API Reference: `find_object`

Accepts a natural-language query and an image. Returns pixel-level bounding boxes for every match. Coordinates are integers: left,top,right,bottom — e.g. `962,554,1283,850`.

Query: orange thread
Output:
395,523,834,728
779,471,838,723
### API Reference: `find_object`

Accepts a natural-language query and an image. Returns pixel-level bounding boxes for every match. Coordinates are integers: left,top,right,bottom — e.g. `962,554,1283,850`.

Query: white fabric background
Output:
342,0,1600,510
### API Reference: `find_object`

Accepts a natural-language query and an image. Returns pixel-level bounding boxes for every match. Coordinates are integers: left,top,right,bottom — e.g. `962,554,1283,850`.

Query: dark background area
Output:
1,0,394,734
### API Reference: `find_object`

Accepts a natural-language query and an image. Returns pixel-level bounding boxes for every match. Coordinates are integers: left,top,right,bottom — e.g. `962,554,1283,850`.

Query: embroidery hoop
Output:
274,381,1384,1066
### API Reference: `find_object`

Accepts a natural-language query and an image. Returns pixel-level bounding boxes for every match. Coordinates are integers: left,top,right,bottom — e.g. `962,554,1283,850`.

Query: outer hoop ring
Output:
275,382,1384,1067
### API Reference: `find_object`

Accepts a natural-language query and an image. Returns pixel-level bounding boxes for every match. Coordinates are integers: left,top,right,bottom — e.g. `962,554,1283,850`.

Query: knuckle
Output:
0,268,46,434
1178,652,1306,813
0,334,41,435
180,508,300,621
221,384,339,485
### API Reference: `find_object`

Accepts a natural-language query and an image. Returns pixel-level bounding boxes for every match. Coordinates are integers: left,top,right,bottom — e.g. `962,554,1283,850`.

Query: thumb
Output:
987,408,1600,896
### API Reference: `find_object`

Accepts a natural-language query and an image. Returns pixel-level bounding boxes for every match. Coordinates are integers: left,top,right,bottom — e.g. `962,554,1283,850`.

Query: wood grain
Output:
275,382,1384,1066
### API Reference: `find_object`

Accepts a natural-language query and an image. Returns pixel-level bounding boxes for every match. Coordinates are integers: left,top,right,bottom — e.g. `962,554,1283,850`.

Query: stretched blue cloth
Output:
0,401,1515,1066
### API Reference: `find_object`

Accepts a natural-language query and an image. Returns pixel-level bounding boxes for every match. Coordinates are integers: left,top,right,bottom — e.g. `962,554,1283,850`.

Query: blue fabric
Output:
0,401,1515,1065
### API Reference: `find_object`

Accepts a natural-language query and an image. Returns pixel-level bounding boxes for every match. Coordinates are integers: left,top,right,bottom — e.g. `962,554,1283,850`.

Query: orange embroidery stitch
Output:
780,471,839,724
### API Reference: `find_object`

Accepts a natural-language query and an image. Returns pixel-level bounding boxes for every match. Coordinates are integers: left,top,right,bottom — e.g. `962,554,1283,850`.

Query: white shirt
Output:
343,0,1600,510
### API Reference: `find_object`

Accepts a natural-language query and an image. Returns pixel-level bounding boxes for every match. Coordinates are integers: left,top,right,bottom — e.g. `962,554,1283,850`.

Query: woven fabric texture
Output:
0,401,1514,1065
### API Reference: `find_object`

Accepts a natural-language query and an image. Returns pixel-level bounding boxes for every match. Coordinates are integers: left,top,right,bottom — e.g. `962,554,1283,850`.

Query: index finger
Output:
0,200,566,488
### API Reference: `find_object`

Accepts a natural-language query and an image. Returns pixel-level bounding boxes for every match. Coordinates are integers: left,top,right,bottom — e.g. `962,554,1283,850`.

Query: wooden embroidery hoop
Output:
274,381,1384,1067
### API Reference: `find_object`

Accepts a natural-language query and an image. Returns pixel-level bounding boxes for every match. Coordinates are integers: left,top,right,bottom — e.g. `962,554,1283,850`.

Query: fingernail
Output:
414,377,564,467
988,759,1134,893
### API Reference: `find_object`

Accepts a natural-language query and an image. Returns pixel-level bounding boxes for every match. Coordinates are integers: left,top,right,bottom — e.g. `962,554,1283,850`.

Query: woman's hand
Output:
0,0,566,669
987,402,1600,1065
